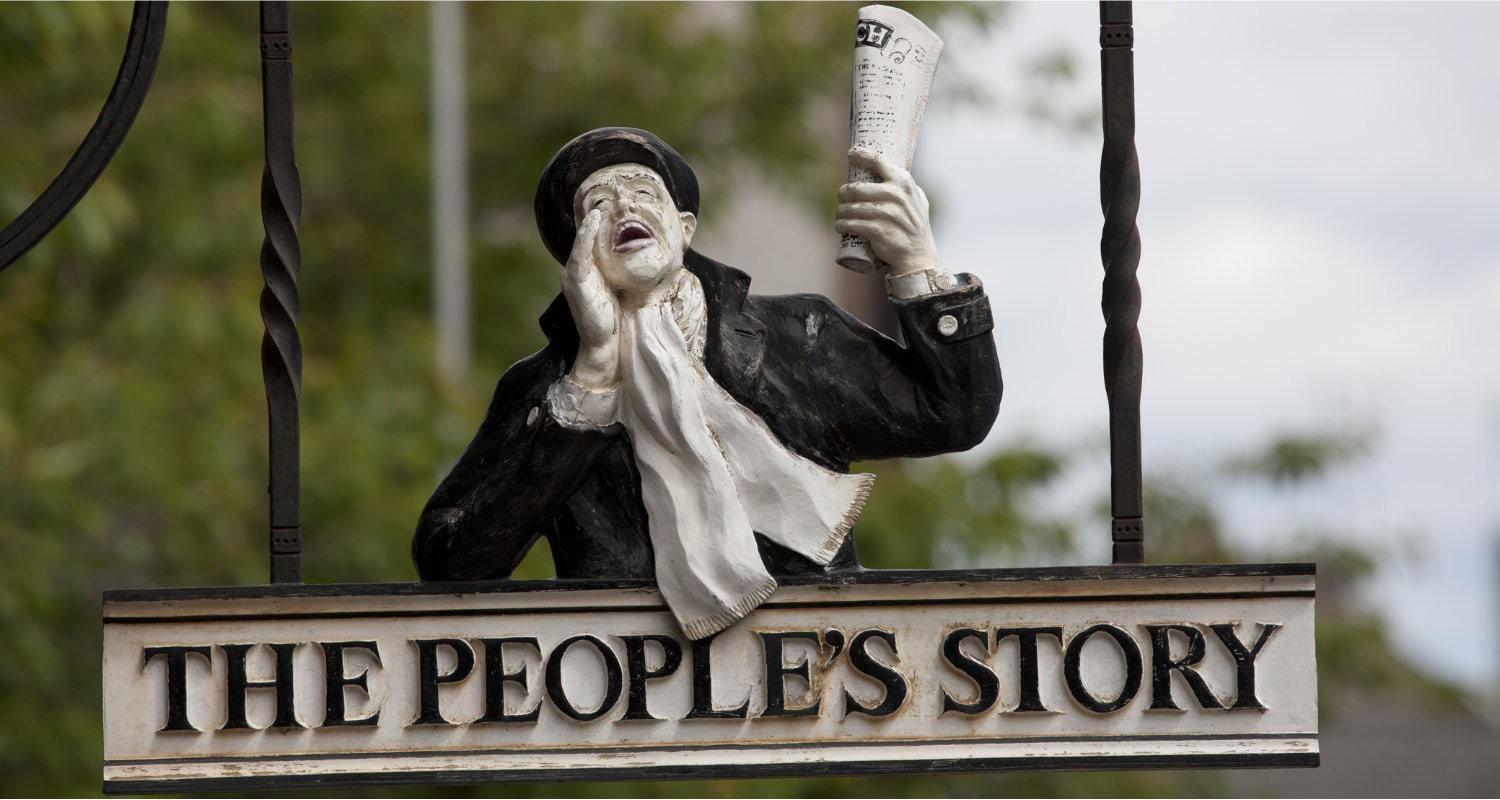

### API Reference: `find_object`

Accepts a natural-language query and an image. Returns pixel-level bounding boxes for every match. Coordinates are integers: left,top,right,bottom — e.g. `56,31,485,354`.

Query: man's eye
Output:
591,198,607,209
635,189,652,197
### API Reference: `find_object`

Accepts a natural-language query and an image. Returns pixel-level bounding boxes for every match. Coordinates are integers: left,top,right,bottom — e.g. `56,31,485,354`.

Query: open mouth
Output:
611,219,656,253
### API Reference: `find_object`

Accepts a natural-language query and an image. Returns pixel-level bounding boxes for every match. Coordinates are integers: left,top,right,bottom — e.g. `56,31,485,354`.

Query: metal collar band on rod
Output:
259,0,303,583
1099,1,1145,564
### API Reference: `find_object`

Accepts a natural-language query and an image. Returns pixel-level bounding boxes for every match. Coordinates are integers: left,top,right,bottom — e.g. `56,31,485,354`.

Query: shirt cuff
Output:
886,266,961,300
890,272,994,343
546,375,620,430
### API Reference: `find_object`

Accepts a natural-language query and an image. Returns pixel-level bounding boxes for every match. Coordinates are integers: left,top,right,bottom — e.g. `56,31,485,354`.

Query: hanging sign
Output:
102,565,1316,793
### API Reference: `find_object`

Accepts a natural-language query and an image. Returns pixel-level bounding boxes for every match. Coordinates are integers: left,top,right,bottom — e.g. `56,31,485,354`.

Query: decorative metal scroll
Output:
1099,1,1145,564
0,2,169,271
259,1,303,584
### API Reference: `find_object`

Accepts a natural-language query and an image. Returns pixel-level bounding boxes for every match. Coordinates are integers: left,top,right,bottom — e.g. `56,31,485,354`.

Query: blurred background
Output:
2,2,1496,796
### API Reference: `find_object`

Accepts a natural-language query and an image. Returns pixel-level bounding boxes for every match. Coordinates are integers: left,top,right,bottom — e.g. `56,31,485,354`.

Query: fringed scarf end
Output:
678,575,779,641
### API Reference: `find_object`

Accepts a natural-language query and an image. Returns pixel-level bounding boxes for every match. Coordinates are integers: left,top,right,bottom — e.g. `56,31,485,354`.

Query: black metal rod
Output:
0,1,169,271
1099,1,1144,564
259,1,303,583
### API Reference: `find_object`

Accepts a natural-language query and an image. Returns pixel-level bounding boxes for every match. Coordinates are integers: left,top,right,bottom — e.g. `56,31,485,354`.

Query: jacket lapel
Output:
686,250,766,401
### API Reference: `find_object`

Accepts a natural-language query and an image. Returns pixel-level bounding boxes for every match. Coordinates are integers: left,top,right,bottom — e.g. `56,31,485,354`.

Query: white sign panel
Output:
102,566,1316,792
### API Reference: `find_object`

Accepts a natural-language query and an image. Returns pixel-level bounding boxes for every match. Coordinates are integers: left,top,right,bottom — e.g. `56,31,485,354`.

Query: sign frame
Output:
102,563,1317,794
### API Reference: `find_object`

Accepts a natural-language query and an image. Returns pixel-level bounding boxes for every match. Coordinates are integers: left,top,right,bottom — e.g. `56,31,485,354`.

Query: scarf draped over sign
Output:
565,270,873,640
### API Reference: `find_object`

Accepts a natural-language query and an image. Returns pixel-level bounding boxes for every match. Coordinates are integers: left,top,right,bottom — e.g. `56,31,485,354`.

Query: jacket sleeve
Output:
411,352,620,580
792,273,1002,464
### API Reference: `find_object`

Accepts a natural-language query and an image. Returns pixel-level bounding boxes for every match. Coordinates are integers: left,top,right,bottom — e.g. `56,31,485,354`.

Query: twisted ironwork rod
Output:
259,1,303,583
1099,1,1145,564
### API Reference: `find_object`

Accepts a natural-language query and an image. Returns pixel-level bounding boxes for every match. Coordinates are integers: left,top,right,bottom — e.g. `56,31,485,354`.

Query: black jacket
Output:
413,251,1001,581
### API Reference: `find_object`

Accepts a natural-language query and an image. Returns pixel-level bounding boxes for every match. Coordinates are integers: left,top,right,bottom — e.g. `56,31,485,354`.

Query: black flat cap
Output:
534,127,700,264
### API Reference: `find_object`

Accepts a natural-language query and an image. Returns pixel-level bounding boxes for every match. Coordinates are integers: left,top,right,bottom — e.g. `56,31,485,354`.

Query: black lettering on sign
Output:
1145,625,1223,711
940,628,998,715
1210,622,1282,710
477,637,542,724
996,626,1064,713
413,638,475,726
320,641,382,726
222,643,302,730
142,645,211,733
544,635,623,722
686,634,749,720
759,631,823,717
855,19,894,49
620,635,684,721
843,629,908,718
1063,624,1143,714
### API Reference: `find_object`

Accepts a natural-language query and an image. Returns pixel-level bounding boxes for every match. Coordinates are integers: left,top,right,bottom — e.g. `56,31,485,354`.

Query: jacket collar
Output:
538,250,766,395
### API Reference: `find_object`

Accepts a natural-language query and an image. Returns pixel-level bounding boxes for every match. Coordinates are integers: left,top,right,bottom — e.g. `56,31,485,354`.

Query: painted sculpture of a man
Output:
414,128,1000,639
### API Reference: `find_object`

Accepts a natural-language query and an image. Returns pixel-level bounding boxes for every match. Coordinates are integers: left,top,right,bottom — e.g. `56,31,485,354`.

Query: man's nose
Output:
611,179,639,215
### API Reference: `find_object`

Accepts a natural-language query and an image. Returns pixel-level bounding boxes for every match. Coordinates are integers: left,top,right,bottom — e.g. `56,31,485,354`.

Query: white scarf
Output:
614,270,873,640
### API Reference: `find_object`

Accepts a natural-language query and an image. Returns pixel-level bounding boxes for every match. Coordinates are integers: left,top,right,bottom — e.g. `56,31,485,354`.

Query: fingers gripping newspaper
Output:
838,5,944,273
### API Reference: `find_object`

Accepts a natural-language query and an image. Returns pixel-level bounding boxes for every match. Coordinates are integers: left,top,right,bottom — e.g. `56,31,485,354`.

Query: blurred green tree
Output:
0,3,1467,796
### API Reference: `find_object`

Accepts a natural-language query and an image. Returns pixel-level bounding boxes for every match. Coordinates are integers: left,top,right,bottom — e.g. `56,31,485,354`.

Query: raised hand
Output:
561,208,621,388
835,148,942,276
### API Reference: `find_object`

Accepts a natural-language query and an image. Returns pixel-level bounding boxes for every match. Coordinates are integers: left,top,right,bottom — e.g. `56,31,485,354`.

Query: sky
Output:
922,2,1500,688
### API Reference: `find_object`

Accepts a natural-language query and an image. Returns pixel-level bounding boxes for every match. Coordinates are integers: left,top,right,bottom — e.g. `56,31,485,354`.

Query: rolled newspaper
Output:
838,5,943,273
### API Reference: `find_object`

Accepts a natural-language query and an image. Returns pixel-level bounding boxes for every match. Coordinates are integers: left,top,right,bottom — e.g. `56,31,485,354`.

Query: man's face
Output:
573,164,697,296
